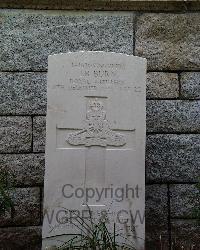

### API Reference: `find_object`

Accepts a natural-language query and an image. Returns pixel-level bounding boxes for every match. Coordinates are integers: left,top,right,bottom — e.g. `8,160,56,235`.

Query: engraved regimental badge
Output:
66,98,126,147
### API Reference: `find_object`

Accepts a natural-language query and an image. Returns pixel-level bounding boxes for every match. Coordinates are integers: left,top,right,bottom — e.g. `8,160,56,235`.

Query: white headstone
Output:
42,51,146,249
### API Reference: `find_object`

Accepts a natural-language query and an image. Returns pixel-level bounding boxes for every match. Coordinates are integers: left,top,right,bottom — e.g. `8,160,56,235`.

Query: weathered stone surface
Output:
0,117,32,153
0,188,41,227
146,185,169,248
171,220,200,250
0,72,47,115
33,116,46,152
0,226,41,250
12,188,41,226
147,100,200,132
0,154,45,186
0,210,12,228
41,187,44,222
170,184,199,218
0,10,134,71
180,72,200,99
146,134,200,183
147,72,179,99
135,14,200,70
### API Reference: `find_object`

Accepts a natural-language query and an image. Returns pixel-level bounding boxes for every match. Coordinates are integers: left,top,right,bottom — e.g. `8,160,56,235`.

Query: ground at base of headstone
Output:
45,214,137,250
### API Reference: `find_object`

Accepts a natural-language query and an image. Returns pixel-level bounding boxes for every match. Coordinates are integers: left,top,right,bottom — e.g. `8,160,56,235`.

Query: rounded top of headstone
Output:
48,51,147,63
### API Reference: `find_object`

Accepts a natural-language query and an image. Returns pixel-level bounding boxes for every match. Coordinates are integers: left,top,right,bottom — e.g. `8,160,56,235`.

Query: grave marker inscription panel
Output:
42,51,146,249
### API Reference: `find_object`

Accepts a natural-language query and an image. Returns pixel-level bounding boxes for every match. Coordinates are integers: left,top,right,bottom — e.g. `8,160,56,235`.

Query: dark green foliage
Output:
0,170,14,216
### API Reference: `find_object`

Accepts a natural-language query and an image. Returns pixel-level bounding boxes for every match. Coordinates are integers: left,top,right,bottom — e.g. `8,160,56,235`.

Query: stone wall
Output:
0,8,199,250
